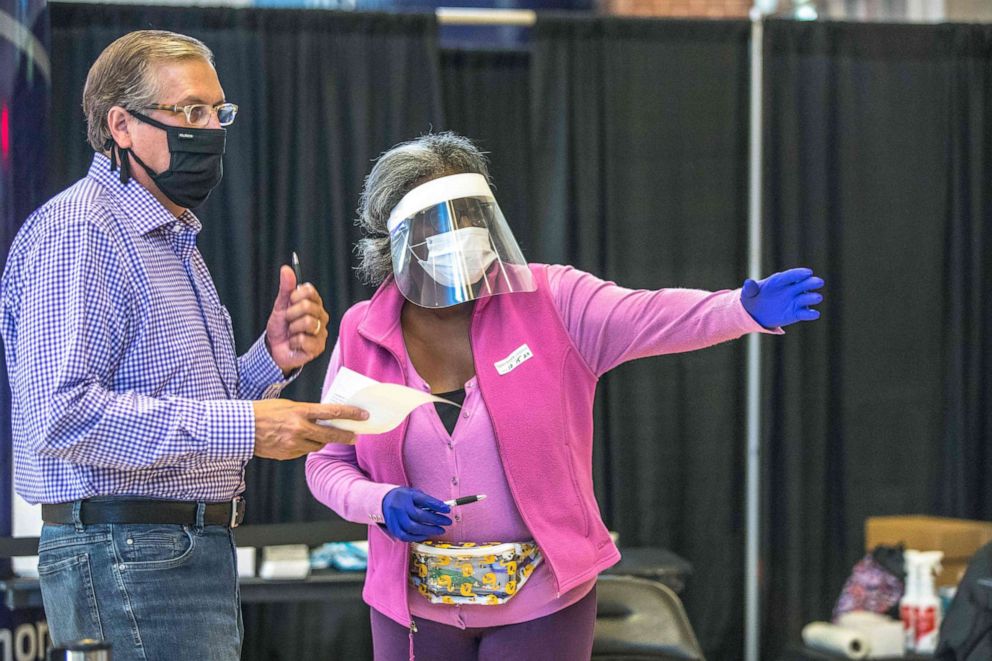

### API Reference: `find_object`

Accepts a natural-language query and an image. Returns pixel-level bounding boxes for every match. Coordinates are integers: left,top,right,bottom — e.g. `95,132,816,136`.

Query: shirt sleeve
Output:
547,264,782,377
7,218,255,470
237,333,295,400
305,340,398,526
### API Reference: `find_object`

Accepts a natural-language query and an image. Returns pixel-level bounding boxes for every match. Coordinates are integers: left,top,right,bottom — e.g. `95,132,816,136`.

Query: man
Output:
0,31,365,659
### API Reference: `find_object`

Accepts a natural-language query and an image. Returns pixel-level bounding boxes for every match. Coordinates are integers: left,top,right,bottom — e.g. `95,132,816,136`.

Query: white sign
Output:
494,344,533,376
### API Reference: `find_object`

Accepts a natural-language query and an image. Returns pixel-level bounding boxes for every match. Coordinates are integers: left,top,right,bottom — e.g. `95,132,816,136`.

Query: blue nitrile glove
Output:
381,487,452,542
741,267,825,329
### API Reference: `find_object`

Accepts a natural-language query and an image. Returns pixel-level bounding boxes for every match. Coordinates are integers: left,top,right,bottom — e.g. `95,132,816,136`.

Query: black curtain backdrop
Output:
940,25,992,527
530,18,752,660
440,48,533,252
763,20,992,658
38,7,992,660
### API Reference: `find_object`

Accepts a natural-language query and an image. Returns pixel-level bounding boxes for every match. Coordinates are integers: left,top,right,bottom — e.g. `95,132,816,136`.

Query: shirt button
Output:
118,564,127,571
462,411,470,418
447,441,453,449
451,477,458,485
126,538,134,545
454,515,462,522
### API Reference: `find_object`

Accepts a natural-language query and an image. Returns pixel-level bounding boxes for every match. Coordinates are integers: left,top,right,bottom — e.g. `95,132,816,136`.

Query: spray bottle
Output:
900,549,920,653
912,551,943,653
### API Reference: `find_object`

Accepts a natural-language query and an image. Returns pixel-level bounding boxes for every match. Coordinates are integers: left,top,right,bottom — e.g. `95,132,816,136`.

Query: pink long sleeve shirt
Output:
307,265,778,629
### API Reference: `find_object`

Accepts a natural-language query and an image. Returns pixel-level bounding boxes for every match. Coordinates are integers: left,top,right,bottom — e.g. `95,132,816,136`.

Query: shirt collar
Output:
87,152,202,236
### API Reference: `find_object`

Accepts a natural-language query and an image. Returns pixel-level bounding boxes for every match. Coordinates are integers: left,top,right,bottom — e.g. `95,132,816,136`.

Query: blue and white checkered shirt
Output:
1,153,287,504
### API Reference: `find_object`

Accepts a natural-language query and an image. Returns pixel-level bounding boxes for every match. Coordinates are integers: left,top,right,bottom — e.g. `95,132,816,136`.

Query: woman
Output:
306,132,823,660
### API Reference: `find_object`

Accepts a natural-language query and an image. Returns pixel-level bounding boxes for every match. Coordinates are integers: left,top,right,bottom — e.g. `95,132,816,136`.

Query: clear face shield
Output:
387,173,535,308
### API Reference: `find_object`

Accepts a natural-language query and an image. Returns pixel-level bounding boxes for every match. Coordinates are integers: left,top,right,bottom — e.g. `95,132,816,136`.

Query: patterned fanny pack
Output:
409,540,542,605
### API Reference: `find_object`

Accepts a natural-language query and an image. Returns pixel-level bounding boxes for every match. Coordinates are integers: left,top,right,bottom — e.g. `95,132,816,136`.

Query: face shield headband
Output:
386,173,535,309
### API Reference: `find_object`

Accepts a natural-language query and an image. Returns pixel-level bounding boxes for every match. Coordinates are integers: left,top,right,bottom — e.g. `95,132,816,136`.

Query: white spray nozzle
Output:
909,550,943,576
917,551,943,572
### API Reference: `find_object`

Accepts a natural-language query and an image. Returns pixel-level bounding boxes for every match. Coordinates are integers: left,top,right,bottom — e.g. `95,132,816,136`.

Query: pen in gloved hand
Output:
444,494,487,507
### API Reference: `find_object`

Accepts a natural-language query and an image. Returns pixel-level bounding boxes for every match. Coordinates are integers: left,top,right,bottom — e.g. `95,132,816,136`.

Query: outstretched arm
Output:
550,265,820,376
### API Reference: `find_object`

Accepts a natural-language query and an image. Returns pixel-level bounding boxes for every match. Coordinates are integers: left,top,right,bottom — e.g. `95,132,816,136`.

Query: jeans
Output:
38,514,242,661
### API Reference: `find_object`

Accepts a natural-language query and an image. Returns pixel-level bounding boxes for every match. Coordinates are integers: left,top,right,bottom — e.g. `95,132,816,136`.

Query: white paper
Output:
259,544,310,580
319,367,458,434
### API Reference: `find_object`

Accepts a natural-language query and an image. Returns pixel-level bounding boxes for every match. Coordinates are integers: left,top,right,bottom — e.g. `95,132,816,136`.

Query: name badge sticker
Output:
494,344,533,375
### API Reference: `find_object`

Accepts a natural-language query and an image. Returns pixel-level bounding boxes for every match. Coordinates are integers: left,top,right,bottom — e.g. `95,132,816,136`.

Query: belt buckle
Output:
230,497,245,528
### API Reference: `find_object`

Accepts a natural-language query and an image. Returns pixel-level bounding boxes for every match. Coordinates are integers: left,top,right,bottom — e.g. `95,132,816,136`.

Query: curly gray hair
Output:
356,132,491,286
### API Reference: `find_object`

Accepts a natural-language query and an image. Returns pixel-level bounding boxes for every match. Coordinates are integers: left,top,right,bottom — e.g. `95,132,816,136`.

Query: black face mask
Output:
106,111,226,209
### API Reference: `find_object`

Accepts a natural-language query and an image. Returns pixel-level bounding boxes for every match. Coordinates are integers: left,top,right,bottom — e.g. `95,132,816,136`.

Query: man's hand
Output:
265,265,330,375
253,400,368,460
741,267,824,329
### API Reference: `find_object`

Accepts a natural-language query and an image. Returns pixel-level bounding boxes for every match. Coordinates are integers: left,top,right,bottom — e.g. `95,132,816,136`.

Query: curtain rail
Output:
435,7,537,26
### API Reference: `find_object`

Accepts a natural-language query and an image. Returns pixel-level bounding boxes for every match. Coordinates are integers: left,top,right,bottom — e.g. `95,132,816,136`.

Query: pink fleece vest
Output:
338,264,620,626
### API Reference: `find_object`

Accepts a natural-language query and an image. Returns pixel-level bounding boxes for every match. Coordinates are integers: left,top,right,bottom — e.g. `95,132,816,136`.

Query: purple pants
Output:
370,586,598,661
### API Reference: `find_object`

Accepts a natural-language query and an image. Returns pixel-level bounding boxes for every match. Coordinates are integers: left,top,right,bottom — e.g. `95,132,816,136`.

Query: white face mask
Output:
414,227,497,288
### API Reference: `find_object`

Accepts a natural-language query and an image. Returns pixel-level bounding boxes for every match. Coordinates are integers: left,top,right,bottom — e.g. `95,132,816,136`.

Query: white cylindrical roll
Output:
801,622,869,659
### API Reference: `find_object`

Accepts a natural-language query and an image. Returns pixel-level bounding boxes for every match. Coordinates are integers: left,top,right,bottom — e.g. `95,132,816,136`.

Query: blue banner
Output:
1,0,49,654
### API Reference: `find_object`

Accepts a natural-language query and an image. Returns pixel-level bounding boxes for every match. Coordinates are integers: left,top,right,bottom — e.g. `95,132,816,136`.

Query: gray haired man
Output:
1,30,365,659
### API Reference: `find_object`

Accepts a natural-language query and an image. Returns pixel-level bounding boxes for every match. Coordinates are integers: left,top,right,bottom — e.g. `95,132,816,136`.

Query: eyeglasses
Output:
143,102,239,127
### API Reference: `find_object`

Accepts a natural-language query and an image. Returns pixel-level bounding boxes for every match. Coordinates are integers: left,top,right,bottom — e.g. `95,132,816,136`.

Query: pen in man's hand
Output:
292,251,304,288
443,494,487,507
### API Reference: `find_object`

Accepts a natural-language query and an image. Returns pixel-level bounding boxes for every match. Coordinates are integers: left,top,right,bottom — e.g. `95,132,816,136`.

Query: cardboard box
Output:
865,515,992,587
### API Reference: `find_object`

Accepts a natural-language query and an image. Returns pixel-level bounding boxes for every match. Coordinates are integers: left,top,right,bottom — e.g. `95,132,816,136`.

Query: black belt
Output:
42,497,246,528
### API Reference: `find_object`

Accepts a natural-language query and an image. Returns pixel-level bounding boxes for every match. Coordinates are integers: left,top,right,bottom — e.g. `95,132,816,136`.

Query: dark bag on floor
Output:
936,541,992,660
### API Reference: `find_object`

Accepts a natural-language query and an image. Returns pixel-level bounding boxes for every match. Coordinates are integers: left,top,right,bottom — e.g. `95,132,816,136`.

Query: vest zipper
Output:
408,620,417,661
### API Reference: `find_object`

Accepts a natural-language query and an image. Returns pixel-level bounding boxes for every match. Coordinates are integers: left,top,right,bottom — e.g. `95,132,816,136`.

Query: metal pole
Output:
745,5,765,661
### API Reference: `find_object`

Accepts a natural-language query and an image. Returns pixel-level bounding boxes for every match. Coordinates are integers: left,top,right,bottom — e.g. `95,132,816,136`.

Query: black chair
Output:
593,574,705,661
